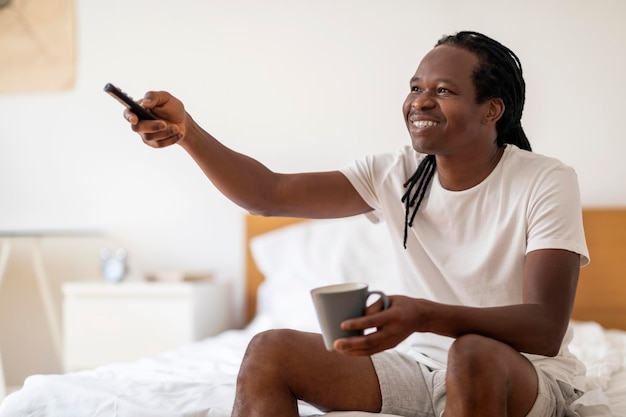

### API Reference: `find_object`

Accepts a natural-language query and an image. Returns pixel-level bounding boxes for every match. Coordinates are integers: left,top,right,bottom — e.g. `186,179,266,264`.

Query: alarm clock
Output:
99,248,127,283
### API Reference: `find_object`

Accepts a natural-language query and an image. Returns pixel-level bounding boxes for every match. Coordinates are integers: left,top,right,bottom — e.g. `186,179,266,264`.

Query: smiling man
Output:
126,31,588,417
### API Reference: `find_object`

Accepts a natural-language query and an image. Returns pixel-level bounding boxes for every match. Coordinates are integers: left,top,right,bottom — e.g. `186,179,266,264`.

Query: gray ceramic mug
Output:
311,282,390,351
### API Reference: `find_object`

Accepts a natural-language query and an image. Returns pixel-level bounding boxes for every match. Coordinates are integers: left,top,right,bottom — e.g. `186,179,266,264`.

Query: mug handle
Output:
366,290,390,310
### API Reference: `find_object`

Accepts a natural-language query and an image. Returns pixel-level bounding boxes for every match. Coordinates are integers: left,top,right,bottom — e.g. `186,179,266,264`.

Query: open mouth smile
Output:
412,120,440,128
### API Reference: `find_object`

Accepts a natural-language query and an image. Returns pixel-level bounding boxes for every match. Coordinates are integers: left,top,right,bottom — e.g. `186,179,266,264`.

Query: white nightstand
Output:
62,281,234,372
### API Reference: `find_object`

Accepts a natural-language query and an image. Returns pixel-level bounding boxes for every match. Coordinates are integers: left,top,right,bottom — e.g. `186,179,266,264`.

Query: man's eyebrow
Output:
410,76,459,87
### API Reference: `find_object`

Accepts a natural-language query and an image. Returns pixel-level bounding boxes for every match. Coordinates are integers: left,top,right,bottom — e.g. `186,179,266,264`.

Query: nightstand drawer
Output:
62,281,234,372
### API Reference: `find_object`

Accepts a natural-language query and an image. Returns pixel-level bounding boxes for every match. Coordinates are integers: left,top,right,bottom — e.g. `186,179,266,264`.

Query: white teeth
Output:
412,120,439,128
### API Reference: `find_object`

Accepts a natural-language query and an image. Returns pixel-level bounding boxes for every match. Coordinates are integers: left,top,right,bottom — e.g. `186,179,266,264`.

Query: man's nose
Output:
411,91,436,110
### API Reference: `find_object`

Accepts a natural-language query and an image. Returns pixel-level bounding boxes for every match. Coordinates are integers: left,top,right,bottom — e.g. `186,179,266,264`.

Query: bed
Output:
1,209,625,417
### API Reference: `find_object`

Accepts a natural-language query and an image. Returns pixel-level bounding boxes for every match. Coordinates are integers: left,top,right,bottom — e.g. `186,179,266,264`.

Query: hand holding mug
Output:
311,282,389,351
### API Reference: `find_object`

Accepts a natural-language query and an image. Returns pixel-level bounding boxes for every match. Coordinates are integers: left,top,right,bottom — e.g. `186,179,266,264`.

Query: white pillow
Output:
250,215,401,331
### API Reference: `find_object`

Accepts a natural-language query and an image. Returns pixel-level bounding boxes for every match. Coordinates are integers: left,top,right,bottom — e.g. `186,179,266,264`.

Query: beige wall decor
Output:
0,0,76,94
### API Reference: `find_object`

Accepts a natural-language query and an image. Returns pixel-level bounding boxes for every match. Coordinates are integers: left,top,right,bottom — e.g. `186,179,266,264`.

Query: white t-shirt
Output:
340,144,590,389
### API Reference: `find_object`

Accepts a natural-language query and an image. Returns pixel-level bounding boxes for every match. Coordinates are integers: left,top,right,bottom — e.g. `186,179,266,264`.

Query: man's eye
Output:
437,87,451,94
411,86,422,93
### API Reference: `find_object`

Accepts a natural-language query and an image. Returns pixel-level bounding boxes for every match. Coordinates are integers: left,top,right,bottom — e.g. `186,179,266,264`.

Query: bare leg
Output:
444,334,539,417
232,329,382,417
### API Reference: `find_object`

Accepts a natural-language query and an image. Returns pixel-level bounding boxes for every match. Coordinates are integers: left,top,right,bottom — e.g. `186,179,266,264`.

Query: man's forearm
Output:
179,116,282,215
419,300,568,356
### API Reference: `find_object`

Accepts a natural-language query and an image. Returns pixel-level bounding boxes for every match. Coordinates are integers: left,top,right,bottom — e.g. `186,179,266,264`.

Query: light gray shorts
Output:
371,350,583,417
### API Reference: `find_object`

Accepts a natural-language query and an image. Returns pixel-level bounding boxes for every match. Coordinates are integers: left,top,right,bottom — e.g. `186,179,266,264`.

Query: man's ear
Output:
484,98,505,125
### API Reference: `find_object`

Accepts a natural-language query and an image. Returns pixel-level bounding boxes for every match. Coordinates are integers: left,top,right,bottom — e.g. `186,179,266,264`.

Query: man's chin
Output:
410,138,430,154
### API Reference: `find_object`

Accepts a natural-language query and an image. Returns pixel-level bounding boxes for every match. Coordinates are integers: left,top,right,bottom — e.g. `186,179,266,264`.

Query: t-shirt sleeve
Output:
526,165,590,266
340,154,385,224
339,146,417,224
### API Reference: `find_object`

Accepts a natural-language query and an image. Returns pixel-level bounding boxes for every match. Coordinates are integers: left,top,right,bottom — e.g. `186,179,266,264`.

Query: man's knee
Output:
449,333,498,358
243,329,294,364
446,335,539,416
236,329,292,390
447,334,508,379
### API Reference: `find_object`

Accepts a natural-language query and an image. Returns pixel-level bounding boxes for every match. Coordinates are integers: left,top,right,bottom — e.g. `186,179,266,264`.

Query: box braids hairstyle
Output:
401,31,532,248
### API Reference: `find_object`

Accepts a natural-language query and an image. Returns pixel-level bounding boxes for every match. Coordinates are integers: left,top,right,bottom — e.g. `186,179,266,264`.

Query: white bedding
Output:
2,217,625,417
1,318,625,417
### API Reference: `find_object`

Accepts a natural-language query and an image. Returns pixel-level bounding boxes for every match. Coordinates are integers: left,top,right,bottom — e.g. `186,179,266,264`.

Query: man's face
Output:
402,45,497,157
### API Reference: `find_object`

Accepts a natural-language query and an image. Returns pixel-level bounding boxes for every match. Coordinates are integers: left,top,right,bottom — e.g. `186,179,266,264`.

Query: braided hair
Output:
401,31,532,248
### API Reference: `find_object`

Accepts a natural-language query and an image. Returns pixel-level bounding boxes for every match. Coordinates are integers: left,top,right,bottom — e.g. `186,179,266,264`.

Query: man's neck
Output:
436,145,506,191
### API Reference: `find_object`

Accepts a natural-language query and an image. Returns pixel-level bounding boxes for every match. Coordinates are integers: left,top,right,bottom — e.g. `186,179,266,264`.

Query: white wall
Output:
1,0,625,387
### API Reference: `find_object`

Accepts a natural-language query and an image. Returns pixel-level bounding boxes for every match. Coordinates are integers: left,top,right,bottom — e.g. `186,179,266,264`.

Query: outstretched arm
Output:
125,91,372,219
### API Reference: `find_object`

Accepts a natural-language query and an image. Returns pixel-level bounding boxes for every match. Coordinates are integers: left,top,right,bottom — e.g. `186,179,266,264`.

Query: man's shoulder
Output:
505,145,573,172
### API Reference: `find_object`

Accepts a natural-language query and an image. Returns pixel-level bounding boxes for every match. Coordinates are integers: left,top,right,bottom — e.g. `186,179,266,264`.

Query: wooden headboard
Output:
571,209,626,330
245,209,626,330
244,216,306,323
